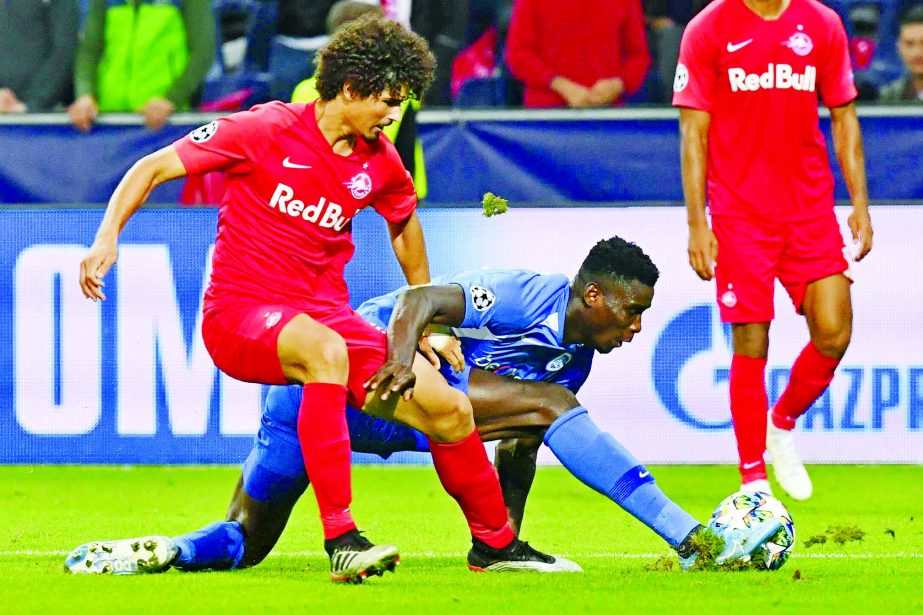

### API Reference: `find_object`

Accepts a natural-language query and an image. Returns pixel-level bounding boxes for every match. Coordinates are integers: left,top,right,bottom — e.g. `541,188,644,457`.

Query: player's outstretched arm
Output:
679,107,717,281
79,146,188,301
364,284,466,401
830,102,873,261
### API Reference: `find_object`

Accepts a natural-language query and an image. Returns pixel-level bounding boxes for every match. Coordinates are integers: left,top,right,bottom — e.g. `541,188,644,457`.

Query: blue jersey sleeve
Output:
452,269,569,334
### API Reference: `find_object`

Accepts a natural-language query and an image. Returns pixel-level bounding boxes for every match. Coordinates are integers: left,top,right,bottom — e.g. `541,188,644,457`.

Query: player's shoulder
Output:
228,100,307,128
452,268,563,286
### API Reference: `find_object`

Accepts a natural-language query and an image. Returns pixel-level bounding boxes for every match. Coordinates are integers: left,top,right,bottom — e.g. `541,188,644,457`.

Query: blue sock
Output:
544,407,699,548
172,521,245,571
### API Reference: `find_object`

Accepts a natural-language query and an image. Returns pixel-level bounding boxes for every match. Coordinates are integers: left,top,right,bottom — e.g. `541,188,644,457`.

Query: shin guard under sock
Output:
428,431,515,549
544,407,699,548
772,341,841,430
297,382,355,540
730,355,769,482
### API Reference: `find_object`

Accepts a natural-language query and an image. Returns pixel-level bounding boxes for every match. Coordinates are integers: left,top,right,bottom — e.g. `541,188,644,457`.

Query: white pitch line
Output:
4,550,921,560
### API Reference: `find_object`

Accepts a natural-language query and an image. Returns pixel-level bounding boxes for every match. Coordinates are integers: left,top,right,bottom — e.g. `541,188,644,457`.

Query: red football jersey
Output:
174,101,417,314
672,0,857,221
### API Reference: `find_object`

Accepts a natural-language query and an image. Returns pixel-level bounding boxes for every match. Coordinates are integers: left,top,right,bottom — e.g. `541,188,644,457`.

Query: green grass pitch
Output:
1,465,921,614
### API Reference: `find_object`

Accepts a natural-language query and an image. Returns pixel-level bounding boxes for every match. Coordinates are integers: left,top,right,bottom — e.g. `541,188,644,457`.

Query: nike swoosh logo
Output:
741,461,762,470
282,157,312,169
638,470,650,478
727,39,753,53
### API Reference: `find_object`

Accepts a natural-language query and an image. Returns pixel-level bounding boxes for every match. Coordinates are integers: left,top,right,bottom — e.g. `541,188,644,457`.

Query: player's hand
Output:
428,330,465,372
140,97,176,131
79,238,119,301
418,333,441,369
688,222,718,280
364,360,416,402
847,208,873,261
68,95,98,132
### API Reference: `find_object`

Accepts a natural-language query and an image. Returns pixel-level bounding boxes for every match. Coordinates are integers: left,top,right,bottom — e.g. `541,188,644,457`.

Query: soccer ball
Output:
708,490,796,570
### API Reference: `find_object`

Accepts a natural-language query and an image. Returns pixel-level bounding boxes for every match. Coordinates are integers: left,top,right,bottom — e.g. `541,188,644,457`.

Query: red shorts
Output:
201,302,386,408
712,211,849,323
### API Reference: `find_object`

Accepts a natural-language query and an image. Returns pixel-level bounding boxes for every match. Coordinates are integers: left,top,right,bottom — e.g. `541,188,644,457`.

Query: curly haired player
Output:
77,15,564,582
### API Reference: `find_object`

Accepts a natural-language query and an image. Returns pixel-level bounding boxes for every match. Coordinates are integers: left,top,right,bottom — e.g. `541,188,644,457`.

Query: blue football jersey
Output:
358,269,594,393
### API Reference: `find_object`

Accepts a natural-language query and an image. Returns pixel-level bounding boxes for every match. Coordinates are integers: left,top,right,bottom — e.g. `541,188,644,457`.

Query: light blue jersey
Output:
244,270,596,502
359,269,594,393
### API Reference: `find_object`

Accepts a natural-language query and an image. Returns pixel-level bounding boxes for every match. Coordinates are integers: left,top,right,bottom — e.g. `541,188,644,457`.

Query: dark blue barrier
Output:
1,108,921,205
0,122,189,204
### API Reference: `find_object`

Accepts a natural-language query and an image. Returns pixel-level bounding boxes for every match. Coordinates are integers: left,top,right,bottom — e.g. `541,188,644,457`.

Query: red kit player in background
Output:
78,15,560,583
672,0,873,500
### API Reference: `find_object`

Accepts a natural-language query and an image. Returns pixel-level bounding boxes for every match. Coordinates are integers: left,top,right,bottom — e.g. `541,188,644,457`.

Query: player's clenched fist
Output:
79,239,119,302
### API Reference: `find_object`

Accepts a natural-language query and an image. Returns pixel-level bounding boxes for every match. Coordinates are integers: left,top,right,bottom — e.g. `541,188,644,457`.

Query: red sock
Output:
297,382,356,540
428,430,515,549
730,354,769,483
772,341,841,430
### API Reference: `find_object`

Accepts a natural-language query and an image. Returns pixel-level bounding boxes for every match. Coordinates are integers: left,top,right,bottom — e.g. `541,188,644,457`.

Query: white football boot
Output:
766,422,813,500
64,536,178,575
740,478,772,495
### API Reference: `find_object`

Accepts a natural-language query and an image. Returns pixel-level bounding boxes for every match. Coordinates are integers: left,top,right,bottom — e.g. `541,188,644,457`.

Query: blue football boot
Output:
678,519,783,571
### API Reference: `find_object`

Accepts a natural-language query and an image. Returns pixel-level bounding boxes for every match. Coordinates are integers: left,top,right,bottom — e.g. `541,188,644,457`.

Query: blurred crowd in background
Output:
0,0,921,132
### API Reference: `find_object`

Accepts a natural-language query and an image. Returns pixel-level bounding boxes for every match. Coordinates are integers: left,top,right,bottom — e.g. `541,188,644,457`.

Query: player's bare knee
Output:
539,386,580,424
516,381,579,425
813,326,851,358
426,391,475,442
310,334,349,371
283,331,349,383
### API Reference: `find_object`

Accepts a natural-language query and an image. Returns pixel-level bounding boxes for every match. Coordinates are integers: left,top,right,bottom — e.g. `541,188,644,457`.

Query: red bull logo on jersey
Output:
728,64,816,92
345,172,372,200
783,32,813,57
268,183,349,231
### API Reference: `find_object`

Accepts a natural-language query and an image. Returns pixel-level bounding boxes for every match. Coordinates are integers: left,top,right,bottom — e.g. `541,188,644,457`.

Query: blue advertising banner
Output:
1,109,921,204
2,206,921,465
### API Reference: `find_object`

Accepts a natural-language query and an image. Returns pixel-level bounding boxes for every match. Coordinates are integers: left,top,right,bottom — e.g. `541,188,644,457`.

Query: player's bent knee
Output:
424,390,475,443
813,325,852,358
280,325,349,383
538,386,580,424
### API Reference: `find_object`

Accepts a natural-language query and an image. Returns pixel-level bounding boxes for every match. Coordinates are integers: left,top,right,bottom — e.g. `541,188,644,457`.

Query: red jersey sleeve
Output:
672,16,718,112
174,104,277,175
372,144,417,223
818,13,857,108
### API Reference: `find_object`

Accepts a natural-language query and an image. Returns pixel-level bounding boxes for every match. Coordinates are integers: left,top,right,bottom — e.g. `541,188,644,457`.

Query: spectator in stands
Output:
399,0,468,106
268,0,337,102
456,0,522,105
505,0,651,107
880,5,923,102
291,1,428,197
643,0,711,103
0,0,78,113
68,0,215,131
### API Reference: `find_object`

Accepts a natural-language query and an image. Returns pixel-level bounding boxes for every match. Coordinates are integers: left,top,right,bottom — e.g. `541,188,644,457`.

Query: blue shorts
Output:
242,367,472,502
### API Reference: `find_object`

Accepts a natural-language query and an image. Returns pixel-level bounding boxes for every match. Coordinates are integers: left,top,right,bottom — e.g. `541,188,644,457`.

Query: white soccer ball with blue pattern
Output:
708,490,796,570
